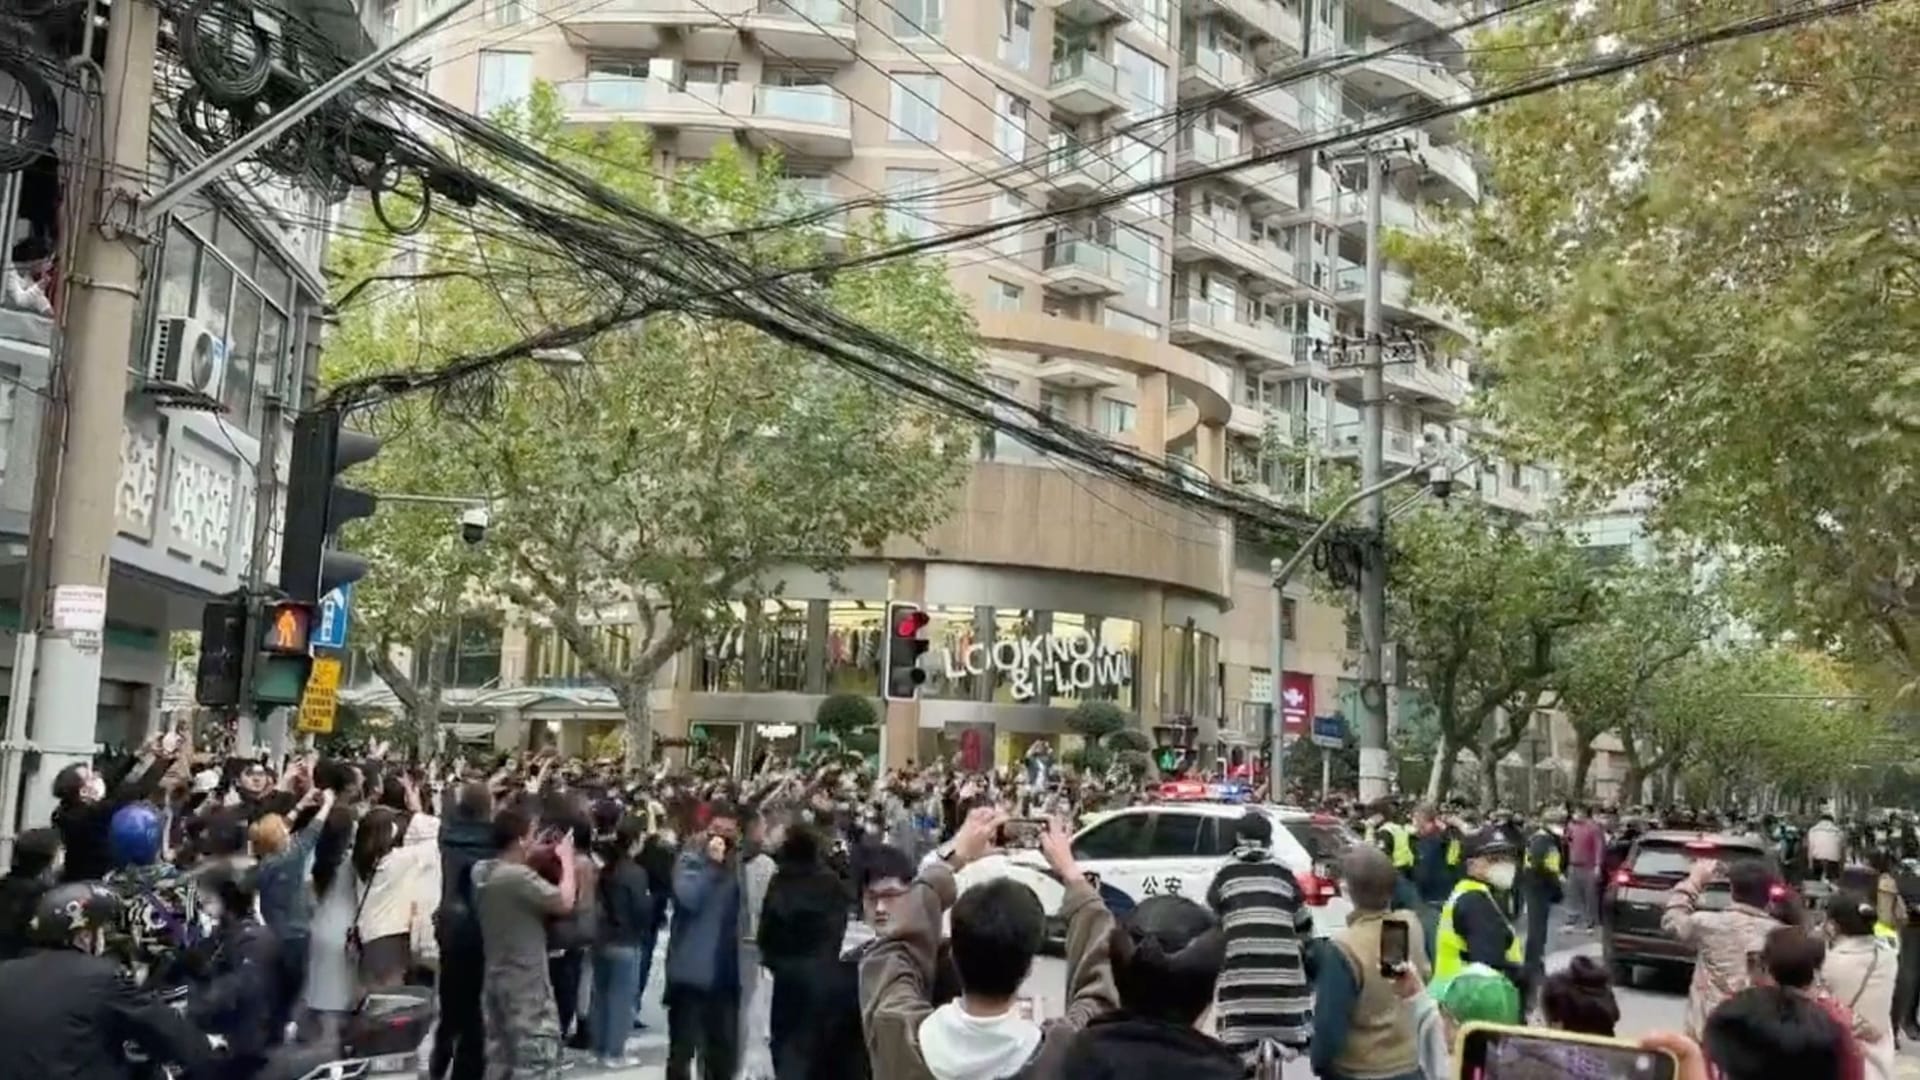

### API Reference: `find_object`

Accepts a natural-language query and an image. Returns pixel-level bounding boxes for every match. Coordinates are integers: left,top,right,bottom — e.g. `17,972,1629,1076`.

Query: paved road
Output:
581,923,1920,1079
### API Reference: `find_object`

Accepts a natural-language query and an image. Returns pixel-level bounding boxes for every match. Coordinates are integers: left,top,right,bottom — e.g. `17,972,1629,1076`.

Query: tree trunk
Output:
1480,748,1502,806
416,691,442,762
1426,733,1451,802
619,680,654,772
1572,740,1595,799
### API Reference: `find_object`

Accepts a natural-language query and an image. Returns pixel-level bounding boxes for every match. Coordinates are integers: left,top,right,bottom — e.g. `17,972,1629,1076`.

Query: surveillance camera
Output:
459,506,490,546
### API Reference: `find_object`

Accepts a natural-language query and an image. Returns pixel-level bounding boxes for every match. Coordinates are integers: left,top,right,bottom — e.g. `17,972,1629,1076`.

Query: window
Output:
1040,388,1068,420
1135,0,1171,44
682,62,739,87
1073,812,1153,860
756,598,810,692
882,167,939,239
477,50,533,113
1112,225,1161,309
1283,596,1297,640
1148,813,1206,857
157,224,198,319
423,613,505,687
825,600,885,694
980,374,1025,461
1113,42,1167,117
1199,817,1239,856
893,0,941,35
889,72,940,142
924,605,987,700
997,0,1032,68
1103,305,1161,339
994,92,1028,159
986,278,1023,312
224,285,261,423
990,190,1027,257
1113,136,1164,216
483,0,522,27
1100,398,1137,434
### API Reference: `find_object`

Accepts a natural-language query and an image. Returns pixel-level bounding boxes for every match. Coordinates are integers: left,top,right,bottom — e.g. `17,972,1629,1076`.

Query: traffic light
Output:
252,599,316,705
280,406,380,603
1152,721,1198,777
884,602,931,701
194,597,249,707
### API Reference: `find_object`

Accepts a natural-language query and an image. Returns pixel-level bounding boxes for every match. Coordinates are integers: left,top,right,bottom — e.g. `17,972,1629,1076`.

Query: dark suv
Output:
1601,831,1785,979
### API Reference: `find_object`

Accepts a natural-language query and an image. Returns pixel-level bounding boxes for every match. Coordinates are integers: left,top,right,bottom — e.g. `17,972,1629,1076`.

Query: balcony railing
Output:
1050,50,1120,93
1045,134,1115,183
1183,44,1249,86
559,76,658,111
753,84,849,125
1044,239,1116,275
755,0,852,24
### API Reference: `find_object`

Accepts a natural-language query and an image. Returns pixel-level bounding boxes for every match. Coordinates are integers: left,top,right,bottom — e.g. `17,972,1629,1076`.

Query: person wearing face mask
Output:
52,732,181,883
0,882,215,1080
1519,809,1567,991
1432,831,1527,1001
184,861,279,1080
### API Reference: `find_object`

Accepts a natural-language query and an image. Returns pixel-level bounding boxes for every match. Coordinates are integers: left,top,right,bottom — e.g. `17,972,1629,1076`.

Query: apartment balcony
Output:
1478,474,1545,516
1169,297,1298,368
1325,420,1424,466
1035,355,1126,389
1042,239,1125,296
1047,50,1128,116
1335,187,1424,236
1347,37,1468,105
1421,139,1480,203
1179,44,1251,98
557,77,751,144
747,0,856,63
1042,135,1115,198
1189,0,1303,54
1172,211,1281,286
747,85,852,157
556,0,752,49
1042,0,1135,26
1333,263,1472,338
1175,125,1232,172
1242,83,1304,135
1354,0,1470,40
1238,158,1298,213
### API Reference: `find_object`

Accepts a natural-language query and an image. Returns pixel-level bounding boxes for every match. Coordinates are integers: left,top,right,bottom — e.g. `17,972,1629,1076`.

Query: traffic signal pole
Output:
233,397,284,759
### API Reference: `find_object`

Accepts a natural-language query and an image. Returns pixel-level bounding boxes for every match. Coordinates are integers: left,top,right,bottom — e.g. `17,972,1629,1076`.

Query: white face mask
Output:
1486,863,1518,891
80,775,105,802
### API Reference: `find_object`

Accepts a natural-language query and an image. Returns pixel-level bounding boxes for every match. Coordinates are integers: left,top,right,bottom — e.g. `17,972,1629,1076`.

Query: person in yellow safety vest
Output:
1433,829,1528,1001
1519,808,1568,987
1363,801,1416,878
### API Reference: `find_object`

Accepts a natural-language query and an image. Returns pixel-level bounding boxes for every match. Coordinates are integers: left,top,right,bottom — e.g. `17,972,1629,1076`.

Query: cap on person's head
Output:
1235,810,1271,846
1431,963,1522,1025
1461,828,1517,860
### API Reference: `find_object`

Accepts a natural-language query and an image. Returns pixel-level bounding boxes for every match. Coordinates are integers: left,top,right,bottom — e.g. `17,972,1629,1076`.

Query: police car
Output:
954,781,1357,945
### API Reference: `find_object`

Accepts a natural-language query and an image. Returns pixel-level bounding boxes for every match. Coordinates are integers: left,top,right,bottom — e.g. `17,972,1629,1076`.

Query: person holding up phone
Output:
1311,846,1429,1080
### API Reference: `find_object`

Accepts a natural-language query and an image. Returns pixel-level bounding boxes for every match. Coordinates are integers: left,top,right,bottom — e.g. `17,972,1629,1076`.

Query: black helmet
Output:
30,881,123,948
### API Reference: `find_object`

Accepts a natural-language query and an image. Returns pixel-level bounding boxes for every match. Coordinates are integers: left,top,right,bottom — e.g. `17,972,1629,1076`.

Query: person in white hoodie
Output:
861,805,1118,1080
355,779,441,987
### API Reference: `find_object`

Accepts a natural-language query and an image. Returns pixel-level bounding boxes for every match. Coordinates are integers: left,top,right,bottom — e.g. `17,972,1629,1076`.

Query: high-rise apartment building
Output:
357,0,1523,775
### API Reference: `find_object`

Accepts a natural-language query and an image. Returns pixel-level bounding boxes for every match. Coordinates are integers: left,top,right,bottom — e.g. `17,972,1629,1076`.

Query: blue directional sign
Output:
312,584,353,650
1310,713,1347,749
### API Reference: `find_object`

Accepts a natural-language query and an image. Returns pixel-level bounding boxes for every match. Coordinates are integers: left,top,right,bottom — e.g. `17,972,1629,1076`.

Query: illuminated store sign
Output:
939,632,1134,701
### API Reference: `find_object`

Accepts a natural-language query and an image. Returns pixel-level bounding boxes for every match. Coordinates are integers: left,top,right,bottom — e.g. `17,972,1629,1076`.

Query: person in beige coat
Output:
860,806,1118,1080
1821,891,1899,1080
1662,856,1782,1038
356,802,441,985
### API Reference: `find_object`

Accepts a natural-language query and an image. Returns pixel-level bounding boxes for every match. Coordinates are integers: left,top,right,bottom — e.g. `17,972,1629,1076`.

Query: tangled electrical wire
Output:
0,41,62,174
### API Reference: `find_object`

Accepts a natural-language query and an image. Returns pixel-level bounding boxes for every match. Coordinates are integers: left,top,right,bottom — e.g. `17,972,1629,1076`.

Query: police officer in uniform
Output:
1365,800,1416,882
1520,808,1567,990
1433,830,1527,1000
1894,858,1920,1041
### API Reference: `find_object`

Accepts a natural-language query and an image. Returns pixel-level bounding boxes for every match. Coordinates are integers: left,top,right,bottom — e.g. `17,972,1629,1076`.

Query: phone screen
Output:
1000,819,1047,850
1379,919,1410,975
1461,1028,1677,1080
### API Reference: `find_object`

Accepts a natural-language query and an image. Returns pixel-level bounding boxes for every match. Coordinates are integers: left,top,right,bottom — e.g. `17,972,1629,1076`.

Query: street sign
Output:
313,584,353,650
1310,713,1346,749
297,656,343,734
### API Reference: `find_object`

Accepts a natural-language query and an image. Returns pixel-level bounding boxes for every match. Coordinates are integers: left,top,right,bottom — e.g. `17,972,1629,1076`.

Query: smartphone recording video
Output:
1378,918,1411,977
1458,1024,1677,1080
999,818,1047,850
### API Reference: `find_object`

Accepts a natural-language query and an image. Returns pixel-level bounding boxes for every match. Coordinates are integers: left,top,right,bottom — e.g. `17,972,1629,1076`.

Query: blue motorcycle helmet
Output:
108,801,165,867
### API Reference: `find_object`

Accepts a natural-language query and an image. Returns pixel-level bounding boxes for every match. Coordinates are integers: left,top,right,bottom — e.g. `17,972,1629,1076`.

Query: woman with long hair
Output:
589,815,653,1067
354,777,441,990
299,795,361,1039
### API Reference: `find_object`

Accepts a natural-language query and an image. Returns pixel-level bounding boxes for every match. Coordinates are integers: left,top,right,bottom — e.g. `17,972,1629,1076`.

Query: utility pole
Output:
1357,145,1391,804
18,0,163,829
232,397,283,759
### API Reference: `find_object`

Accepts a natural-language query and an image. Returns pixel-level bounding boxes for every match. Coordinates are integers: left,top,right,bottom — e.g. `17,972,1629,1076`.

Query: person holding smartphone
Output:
1311,845,1429,1080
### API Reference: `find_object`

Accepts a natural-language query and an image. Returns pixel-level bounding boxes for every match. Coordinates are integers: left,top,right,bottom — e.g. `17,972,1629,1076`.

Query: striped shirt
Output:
1206,850,1316,1052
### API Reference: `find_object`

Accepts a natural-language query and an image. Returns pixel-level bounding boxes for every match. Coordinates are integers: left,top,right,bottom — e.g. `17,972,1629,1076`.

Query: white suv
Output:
952,802,1356,943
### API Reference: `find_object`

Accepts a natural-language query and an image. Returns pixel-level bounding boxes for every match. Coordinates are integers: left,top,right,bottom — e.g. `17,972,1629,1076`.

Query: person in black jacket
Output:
429,780,495,1080
635,828,675,1028
590,816,655,1067
800,842,915,1080
185,861,279,1080
0,881,214,1080
52,736,178,883
756,825,850,1079
0,828,61,961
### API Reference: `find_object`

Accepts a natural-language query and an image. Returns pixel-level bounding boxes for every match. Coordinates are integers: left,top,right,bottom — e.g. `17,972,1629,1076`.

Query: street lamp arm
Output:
1271,463,1426,588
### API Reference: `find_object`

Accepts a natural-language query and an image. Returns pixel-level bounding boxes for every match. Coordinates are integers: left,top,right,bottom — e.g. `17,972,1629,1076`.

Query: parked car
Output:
1601,830,1801,979
954,800,1354,950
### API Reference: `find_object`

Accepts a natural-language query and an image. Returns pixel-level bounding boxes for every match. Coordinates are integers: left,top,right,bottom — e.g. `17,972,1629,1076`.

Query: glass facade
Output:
1161,624,1221,723
693,600,1140,711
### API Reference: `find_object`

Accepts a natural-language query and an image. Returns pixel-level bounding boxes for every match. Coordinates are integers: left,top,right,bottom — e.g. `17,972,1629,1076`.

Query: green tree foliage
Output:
814,693,879,743
1402,0,1920,698
1557,558,1721,794
1389,503,1594,800
323,86,980,766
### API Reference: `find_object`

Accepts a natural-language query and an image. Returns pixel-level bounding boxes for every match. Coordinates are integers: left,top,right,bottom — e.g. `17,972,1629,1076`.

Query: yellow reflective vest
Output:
1435,878,1522,980
1368,822,1415,870
1525,830,1563,877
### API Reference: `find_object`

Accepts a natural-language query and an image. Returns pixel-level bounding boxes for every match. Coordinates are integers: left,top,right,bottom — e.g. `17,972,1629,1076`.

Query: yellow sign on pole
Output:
297,657,343,734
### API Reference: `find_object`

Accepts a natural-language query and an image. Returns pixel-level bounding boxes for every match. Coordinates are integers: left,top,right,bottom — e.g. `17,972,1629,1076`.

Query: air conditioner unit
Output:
149,316,225,398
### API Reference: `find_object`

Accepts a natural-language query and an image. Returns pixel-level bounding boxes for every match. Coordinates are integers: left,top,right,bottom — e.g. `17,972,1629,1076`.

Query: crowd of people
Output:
0,727,1908,1080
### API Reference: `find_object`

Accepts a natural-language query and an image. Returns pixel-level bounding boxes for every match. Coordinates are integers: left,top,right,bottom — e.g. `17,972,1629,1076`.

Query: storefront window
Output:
825,600,885,694
991,608,1044,703
1195,629,1221,722
689,722,742,775
924,605,987,700
1045,613,1138,709
745,721,807,773
1162,624,1191,717
756,598,810,692
698,600,751,691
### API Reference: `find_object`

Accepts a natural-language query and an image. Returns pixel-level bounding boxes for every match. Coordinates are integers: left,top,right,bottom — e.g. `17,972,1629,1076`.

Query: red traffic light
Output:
895,610,930,637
